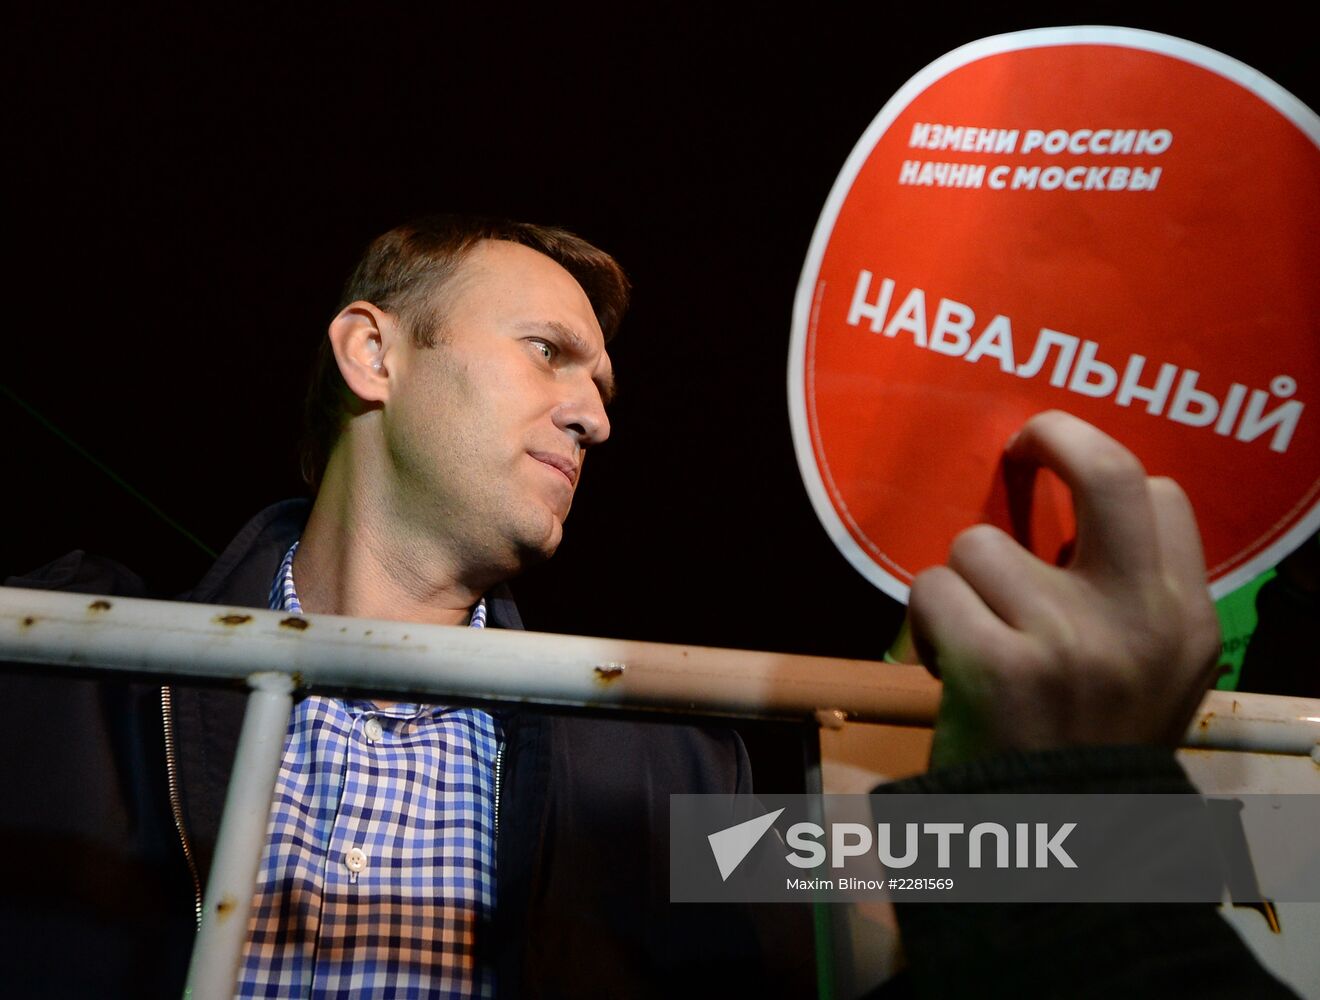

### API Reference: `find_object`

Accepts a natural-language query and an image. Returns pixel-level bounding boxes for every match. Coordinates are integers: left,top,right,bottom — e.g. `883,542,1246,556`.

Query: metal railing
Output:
4,585,1319,998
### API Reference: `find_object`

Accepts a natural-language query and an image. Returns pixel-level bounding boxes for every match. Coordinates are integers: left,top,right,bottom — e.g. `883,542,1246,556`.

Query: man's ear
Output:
328,301,394,405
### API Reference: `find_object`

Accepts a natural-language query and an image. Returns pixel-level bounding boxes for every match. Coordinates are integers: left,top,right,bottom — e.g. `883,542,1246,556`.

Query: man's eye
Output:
530,339,555,362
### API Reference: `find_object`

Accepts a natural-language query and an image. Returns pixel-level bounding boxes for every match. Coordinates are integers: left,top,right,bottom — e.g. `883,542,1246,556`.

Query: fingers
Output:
945,523,1057,631
909,564,1020,678
913,411,1221,763
1147,475,1222,725
1006,410,1158,579
1146,476,1210,590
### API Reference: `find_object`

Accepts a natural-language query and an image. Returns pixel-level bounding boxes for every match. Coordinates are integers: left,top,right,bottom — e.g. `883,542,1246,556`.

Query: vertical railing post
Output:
184,672,295,999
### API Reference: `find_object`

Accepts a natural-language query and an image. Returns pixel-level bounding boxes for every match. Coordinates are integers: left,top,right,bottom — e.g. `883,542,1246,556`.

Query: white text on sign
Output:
846,271,1304,454
901,124,1172,191
908,124,1173,156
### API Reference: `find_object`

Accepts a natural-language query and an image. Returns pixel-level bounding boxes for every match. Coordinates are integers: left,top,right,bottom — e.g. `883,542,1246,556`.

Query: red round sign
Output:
789,27,1320,602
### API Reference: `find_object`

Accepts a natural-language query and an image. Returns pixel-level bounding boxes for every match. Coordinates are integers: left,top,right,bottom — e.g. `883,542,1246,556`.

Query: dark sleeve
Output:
866,746,1299,999
3,553,196,997
6,548,150,597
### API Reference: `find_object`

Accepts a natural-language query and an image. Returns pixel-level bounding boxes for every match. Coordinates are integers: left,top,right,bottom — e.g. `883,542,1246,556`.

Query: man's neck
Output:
294,460,500,711
294,454,489,628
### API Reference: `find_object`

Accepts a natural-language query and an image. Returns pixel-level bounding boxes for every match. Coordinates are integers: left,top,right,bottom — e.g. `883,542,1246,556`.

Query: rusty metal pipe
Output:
4,586,1319,753
1,586,938,725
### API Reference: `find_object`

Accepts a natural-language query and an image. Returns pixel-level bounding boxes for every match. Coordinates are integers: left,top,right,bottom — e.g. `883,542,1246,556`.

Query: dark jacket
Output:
870,748,1300,999
3,500,811,998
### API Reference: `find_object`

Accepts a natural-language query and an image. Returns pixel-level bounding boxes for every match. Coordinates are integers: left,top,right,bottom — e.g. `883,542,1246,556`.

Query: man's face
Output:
381,239,615,576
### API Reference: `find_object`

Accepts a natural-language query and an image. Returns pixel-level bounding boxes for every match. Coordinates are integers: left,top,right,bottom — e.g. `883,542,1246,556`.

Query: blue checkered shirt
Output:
237,541,501,998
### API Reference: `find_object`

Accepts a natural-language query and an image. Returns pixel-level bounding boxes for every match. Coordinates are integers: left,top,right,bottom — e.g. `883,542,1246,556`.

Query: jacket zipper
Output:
493,741,505,843
161,685,204,931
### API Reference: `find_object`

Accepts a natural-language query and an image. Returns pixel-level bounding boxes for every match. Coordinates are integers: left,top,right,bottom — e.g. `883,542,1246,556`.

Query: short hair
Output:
300,214,631,489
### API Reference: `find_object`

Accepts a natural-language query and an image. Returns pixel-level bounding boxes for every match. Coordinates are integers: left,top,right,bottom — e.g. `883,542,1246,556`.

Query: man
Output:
3,214,1293,998
6,216,803,999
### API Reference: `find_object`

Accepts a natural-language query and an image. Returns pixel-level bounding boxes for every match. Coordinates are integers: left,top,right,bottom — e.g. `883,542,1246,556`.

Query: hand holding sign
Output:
908,410,1221,768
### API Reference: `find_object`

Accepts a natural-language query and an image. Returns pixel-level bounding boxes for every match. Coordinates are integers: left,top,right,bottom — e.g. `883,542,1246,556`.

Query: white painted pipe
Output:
0,586,938,724
3,586,1318,754
1186,690,1320,755
184,672,294,1000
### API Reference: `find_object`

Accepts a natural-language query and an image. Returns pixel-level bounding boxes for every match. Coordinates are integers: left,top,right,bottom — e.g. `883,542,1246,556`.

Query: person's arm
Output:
877,409,1296,998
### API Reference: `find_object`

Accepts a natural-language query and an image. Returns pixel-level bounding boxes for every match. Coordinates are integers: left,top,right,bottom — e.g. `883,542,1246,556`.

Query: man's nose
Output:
552,382,611,447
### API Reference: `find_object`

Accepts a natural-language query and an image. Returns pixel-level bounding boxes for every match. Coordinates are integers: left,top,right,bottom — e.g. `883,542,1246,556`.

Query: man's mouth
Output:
529,451,578,487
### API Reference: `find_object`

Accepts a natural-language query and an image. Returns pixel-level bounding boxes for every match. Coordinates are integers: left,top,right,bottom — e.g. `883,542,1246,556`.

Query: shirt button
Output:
364,718,384,742
346,847,368,873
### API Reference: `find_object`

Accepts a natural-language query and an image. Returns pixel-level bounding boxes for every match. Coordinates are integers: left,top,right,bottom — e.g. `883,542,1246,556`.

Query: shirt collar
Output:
269,540,488,627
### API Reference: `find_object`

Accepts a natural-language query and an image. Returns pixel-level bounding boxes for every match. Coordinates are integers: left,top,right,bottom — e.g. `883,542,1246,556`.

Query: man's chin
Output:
486,504,568,578
513,518,565,567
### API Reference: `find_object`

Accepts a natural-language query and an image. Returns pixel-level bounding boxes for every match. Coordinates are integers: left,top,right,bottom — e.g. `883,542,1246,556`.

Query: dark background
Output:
5,7,1316,666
